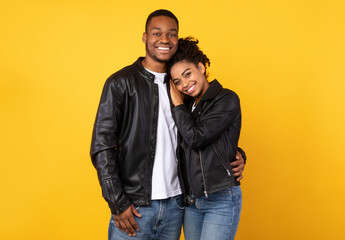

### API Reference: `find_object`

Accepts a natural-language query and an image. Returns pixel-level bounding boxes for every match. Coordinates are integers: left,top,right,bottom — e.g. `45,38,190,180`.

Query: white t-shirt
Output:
145,69,182,200
191,101,197,112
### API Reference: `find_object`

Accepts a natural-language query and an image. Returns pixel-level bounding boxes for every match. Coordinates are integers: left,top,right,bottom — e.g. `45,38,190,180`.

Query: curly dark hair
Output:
167,37,210,79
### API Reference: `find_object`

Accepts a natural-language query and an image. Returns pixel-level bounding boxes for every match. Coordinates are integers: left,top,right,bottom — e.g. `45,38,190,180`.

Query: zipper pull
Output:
226,169,231,176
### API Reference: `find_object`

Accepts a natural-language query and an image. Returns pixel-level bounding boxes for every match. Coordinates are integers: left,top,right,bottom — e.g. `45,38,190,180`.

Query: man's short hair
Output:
145,9,179,32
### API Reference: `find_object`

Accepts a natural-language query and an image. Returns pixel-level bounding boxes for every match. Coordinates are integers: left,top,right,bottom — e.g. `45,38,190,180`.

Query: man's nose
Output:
160,34,169,43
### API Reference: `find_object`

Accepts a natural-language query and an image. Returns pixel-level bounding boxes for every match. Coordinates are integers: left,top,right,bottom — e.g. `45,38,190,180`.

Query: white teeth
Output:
187,84,195,93
158,47,169,50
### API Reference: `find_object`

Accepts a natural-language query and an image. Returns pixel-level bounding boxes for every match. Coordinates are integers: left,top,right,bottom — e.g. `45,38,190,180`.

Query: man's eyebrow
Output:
151,27,177,31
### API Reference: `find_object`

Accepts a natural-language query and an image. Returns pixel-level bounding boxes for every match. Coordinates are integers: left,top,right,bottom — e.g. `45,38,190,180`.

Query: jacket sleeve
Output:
172,91,241,149
90,77,131,215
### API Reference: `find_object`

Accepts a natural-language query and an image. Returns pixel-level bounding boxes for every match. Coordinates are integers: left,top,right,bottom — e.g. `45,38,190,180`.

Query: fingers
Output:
231,162,244,170
128,215,139,232
124,218,137,236
112,205,140,237
115,218,135,237
233,170,243,177
169,80,175,91
233,170,241,177
233,151,245,181
116,217,137,237
131,205,142,218
230,159,241,166
232,163,244,177
231,156,245,177
113,215,124,232
169,81,184,106
236,174,244,181
235,151,242,159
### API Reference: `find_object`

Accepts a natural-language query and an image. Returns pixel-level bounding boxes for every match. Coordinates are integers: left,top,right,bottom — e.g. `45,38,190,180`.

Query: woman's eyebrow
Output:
181,68,190,76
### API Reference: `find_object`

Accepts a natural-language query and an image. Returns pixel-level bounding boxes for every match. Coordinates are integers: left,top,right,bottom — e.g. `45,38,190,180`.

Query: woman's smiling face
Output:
170,60,209,104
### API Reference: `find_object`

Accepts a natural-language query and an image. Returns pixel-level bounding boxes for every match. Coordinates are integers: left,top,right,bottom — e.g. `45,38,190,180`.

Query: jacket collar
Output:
189,80,223,115
199,79,223,103
134,57,156,81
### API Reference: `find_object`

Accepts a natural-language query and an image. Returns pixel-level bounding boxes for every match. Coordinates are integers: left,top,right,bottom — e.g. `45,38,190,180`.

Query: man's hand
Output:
231,151,245,181
112,204,142,237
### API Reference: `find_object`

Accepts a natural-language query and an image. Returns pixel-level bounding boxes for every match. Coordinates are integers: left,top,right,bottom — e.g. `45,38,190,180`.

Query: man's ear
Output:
198,62,206,74
142,32,147,44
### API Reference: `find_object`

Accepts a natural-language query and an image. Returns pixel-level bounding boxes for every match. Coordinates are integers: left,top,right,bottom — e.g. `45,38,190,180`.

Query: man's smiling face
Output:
142,15,178,63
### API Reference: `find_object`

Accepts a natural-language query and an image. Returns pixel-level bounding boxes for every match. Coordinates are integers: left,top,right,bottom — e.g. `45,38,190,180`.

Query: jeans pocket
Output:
215,187,234,195
230,186,242,207
173,196,185,210
231,186,242,197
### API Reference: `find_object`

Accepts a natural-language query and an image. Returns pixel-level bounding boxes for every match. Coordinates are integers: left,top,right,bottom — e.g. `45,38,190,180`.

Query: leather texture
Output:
172,80,242,198
90,58,160,215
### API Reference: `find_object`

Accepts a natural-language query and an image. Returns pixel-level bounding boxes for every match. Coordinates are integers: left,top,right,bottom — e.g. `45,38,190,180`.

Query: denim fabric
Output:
109,195,184,240
183,186,242,240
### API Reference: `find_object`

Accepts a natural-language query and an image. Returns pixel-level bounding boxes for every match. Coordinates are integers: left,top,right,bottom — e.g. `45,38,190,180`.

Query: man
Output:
90,9,246,240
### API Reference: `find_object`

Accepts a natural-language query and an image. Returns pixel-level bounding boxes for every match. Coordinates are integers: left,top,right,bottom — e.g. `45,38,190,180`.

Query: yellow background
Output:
1,0,344,239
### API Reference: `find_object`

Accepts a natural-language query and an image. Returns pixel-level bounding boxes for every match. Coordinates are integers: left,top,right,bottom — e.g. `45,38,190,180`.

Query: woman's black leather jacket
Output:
172,80,242,198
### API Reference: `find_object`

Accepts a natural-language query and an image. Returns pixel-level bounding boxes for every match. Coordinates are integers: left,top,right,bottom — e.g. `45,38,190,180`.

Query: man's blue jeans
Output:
183,186,242,240
108,195,184,240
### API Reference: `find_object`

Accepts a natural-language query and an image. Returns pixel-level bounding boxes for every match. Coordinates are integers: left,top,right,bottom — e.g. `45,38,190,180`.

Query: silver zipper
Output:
199,150,208,198
211,145,231,176
105,179,118,210
199,102,209,197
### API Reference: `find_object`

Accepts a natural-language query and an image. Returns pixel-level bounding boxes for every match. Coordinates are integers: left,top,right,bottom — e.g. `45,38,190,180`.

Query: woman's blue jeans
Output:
183,186,242,240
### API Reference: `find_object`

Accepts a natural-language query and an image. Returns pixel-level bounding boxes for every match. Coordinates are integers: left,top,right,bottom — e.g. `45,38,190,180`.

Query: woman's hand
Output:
169,80,185,106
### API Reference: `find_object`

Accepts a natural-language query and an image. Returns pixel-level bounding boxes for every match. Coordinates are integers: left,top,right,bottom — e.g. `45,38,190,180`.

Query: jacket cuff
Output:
109,198,132,216
172,103,188,112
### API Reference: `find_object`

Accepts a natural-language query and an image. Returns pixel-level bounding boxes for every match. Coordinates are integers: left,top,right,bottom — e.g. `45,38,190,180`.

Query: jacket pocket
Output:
211,144,231,177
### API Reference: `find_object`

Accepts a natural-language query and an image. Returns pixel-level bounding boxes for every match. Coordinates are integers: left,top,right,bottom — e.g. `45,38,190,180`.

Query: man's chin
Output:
153,56,170,63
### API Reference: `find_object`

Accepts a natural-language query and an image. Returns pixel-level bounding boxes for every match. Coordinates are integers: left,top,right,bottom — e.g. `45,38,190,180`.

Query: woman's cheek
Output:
176,85,183,93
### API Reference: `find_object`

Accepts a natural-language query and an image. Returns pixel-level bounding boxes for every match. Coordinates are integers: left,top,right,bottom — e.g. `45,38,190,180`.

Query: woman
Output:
167,37,242,240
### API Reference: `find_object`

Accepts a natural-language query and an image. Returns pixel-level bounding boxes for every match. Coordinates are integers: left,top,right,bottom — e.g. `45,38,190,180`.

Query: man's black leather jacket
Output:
172,80,242,198
90,58,160,215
